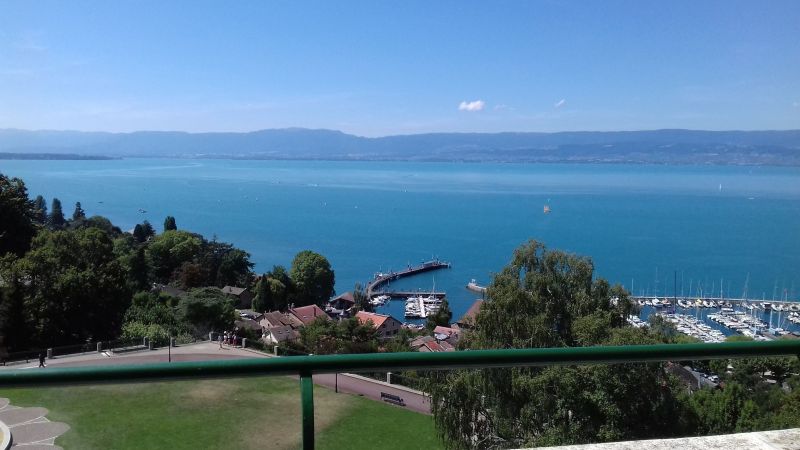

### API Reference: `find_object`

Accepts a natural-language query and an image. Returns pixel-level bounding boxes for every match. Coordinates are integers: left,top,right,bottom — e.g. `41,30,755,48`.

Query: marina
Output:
633,296,800,342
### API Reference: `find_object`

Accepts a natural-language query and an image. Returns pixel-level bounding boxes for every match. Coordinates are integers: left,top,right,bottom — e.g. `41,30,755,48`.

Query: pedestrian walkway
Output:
0,397,68,449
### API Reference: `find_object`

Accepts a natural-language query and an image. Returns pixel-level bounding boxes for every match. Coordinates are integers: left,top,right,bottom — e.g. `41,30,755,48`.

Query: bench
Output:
380,392,406,406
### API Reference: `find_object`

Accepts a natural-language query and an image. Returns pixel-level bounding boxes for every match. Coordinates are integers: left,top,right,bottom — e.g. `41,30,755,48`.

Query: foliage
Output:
0,173,37,257
253,266,292,312
146,230,202,281
121,321,171,346
428,240,679,449
176,287,236,337
1,228,131,347
290,250,335,307
426,298,452,330
216,248,253,287
48,198,65,229
163,215,177,231
32,195,47,225
72,201,86,221
298,317,379,355
353,282,371,312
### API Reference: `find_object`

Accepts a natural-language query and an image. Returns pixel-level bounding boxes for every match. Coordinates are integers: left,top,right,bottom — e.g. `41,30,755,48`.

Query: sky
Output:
1,0,798,136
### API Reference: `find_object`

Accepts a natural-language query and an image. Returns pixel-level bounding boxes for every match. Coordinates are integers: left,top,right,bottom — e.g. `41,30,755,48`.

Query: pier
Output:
366,259,450,298
372,291,447,299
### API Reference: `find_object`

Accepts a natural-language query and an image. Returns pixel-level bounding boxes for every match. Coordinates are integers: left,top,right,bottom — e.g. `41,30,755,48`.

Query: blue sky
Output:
1,0,798,136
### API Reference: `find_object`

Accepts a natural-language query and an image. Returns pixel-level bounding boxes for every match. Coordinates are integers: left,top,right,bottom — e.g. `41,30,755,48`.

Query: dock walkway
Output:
366,259,450,298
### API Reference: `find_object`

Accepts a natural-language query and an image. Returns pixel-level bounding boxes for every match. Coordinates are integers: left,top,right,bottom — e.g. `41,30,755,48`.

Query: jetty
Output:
366,259,450,298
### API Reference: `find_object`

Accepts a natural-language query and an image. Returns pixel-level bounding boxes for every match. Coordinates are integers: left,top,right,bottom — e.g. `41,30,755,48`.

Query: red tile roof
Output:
289,305,330,325
355,311,392,329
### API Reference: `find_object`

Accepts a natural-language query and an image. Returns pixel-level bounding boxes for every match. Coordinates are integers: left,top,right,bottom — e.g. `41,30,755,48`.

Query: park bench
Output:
380,392,405,406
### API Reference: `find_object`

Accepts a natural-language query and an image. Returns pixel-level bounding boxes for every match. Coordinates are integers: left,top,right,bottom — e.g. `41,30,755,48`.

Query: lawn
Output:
0,376,441,449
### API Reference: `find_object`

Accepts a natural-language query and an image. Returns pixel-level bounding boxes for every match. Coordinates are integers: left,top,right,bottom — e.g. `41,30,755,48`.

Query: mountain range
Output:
2,128,799,165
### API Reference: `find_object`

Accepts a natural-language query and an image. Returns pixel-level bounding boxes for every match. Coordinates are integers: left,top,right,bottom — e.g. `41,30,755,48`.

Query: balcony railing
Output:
1,340,798,449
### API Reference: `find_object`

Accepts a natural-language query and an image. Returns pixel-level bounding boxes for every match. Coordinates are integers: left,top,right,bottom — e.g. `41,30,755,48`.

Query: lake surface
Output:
3,159,799,325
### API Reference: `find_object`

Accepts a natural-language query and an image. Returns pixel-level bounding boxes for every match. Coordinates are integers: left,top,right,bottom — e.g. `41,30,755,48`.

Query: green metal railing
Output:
0,340,798,449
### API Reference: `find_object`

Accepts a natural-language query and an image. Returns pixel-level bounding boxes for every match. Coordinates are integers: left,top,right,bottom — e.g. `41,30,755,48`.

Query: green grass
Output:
0,376,440,449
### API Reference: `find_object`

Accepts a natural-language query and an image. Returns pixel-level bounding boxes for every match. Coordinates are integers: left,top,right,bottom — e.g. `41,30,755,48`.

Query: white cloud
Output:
458,100,485,112
554,99,566,109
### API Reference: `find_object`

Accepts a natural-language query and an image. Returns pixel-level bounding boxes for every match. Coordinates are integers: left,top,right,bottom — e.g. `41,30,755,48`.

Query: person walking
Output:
38,352,46,368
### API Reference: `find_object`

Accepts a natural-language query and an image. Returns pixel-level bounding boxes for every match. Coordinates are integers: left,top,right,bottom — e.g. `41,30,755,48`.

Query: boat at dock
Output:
466,279,487,294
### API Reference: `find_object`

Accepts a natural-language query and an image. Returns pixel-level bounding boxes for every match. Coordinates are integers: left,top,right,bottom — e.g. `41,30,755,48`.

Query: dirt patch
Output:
184,380,237,403
239,384,355,450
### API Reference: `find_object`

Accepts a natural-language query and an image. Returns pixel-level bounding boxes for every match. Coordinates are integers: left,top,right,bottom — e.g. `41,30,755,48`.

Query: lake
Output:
3,159,799,324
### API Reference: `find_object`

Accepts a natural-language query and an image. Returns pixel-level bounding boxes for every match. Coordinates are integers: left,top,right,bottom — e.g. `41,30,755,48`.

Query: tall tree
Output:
427,240,680,448
0,173,37,256
289,250,335,307
72,201,86,221
252,275,273,313
216,248,254,287
49,198,65,229
163,216,177,232
32,195,47,225
3,227,131,347
353,282,371,312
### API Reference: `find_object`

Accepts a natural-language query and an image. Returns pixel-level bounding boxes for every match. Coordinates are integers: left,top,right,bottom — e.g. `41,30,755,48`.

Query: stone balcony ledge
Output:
531,428,800,450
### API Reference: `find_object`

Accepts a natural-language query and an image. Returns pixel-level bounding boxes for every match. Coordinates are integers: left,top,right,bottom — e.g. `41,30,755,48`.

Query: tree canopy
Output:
428,240,676,448
0,173,37,257
289,250,335,307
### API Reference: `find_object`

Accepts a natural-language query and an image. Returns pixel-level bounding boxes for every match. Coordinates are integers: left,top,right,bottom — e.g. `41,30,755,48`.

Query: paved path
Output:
2,342,432,414
0,397,68,449
533,428,800,450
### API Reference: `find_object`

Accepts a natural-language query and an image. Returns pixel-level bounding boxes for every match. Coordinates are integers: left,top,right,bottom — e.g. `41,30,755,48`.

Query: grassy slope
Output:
1,377,440,449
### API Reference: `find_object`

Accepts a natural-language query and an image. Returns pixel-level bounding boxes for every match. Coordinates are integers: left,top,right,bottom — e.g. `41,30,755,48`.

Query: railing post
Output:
300,371,315,450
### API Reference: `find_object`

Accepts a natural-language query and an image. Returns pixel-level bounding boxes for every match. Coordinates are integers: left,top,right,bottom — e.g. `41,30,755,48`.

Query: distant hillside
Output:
1,128,799,165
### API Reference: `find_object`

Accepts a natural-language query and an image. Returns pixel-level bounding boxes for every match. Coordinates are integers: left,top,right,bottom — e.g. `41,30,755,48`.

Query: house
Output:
259,311,304,330
355,311,402,340
234,318,263,333
221,286,254,309
263,325,299,344
289,304,331,326
418,339,455,352
151,283,187,298
433,325,460,343
327,292,356,316
454,300,484,330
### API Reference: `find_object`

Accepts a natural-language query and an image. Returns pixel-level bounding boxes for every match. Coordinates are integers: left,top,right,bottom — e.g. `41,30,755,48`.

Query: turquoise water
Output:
2,159,799,324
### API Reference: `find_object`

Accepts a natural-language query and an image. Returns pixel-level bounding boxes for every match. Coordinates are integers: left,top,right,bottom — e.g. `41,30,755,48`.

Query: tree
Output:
353,282,371,312
72,201,86,221
49,198,65,229
32,195,47,225
427,240,681,449
2,227,131,347
426,298,452,330
164,216,177,232
216,248,253,287
0,173,37,256
177,287,236,337
146,230,202,281
289,250,335,307
252,275,272,313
